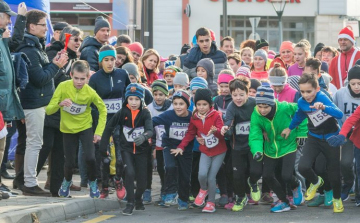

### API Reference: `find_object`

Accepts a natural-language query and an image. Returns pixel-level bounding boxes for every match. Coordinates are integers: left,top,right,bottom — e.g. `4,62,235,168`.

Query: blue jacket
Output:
79,36,103,72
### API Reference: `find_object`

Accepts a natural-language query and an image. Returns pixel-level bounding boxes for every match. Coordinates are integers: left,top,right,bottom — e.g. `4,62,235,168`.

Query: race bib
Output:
63,102,87,115
308,110,331,127
104,98,122,114
123,126,144,142
235,121,250,135
201,133,219,149
218,107,227,117
155,125,165,147
169,126,187,140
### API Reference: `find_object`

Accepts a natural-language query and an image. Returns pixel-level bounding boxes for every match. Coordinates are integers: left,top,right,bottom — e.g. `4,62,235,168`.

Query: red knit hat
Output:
280,41,294,53
128,42,144,56
338,27,355,45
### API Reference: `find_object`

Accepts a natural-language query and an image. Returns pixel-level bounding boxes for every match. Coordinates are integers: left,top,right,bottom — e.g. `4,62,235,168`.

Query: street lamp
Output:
270,0,287,49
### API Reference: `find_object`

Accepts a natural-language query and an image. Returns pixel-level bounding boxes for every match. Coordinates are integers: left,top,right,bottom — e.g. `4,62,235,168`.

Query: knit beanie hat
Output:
172,90,191,108
125,83,145,101
122,63,139,80
190,77,208,91
163,65,182,77
152,79,169,96
53,22,69,31
254,49,268,63
194,88,213,106
268,50,276,60
255,86,275,106
348,65,360,81
280,41,294,53
128,42,144,56
196,58,215,78
217,72,235,84
236,66,251,78
321,61,329,73
250,78,261,90
313,42,325,57
287,75,300,92
173,72,189,87
94,16,110,35
338,27,355,45
256,39,269,50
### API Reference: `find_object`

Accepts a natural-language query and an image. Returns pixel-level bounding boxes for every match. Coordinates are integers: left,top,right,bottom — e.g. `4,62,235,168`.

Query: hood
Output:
17,33,45,51
196,58,215,83
46,41,63,53
79,36,102,52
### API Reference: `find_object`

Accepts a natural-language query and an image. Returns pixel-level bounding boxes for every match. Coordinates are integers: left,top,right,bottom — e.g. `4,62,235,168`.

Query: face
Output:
173,98,188,117
315,51,322,60
67,35,82,52
0,13,11,29
257,104,272,116
349,79,360,94
321,51,334,64
221,40,234,56
249,88,257,98
261,46,269,53
164,74,174,86
127,96,141,110
143,54,158,70
197,35,211,54
231,88,248,107
115,54,127,67
219,83,230,96
196,67,208,80
338,38,353,52
174,84,187,92
129,74,138,83
132,51,141,64
101,56,115,73
53,30,61,41
241,50,253,65
30,17,48,38
153,90,166,106
253,56,265,71
299,82,319,103
196,100,210,115
272,85,285,94
228,58,240,74
294,47,307,66
280,49,294,64
71,71,88,89
95,27,110,44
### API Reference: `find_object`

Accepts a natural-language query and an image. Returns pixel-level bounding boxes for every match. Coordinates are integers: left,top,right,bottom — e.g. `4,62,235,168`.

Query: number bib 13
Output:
104,98,122,114
63,102,87,115
169,126,187,140
155,125,165,147
123,126,144,142
235,121,250,135
308,110,331,127
201,133,219,149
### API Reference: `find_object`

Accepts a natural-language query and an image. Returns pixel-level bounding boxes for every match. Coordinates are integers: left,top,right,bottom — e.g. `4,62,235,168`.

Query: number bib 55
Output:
169,126,187,140
104,98,122,114
308,110,331,127
63,103,87,115
123,126,144,142
201,133,219,149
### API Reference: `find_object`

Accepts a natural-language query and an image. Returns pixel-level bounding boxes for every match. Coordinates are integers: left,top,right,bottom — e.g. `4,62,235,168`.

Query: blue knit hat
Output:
255,86,275,106
190,77,208,91
125,83,145,102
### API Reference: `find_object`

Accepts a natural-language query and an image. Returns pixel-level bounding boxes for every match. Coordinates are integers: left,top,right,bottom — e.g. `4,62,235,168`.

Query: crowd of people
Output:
1,0,360,217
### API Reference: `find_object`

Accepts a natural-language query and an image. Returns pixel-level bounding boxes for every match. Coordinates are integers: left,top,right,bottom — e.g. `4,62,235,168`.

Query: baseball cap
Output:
0,1,17,16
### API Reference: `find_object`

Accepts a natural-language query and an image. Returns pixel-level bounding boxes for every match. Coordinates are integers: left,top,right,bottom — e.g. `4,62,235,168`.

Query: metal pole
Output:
223,0,227,37
140,0,145,45
149,0,153,48
279,16,283,47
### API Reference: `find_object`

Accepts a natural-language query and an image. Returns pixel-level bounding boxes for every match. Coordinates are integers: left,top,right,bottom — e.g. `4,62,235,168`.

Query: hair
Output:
229,76,251,94
115,46,134,66
227,53,241,64
240,39,256,52
221,36,234,47
71,60,90,76
240,47,254,57
219,69,235,77
59,26,83,44
25,10,47,30
269,63,287,77
294,42,311,58
305,57,321,74
116,34,132,46
298,72,319,89
141,48,160,74
321,46,338,57
195,27,211,39
98,45,116,68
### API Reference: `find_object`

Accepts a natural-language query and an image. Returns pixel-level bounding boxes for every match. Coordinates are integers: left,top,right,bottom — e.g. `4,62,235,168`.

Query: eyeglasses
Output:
71,37,82,43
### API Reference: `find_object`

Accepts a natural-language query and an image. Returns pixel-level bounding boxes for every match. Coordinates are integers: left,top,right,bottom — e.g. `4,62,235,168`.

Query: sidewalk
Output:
0,169,162,223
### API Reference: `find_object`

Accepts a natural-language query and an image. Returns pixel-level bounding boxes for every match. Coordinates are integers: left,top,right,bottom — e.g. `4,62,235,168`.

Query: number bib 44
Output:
201,133,219,149
123,126,144,142
104,98,122,114
155,125,165,147
308,110,331,127
235,121,250,135
63,102,87,115
169,126,187,140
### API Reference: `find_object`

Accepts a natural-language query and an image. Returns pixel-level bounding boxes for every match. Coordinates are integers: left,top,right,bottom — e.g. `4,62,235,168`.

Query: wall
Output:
315,15,345,47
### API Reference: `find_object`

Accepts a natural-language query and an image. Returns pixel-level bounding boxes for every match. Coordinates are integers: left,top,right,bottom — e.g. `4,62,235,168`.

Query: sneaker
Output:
135,201,145,210
305,176,324,201
115,180,126,200
58,179,72,198
0,183,18,195
100,188,109,199
270,200,291,213
22,185,51,197
202,201,216,213
307,195,325,207
164,193,177,206
218,194,228,207
333,198,344,213
247,194,259,205
0,191,10,199
143,189,152,204
224,200,235,210
232,196,248,212
292,181,304,206
189,195,195,203
287,196,297,210
89,180,100,198
260,192,274,205
355,199,360,207
156,194,166,206
248,178,261,202
178,198,189,210
271,200,281,208
122,203,134,216
341,183,353,201
194,189,208,206
324,190,333,207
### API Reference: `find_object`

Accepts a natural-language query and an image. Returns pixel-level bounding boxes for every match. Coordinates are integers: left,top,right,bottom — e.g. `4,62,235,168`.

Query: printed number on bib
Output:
104,98,122,114
308,110,331,127
155,125,165,141
63,103,87,115
235,121,250,135
201,133,219,149
169,126,187,140
123,126,144,142
218,108,227,117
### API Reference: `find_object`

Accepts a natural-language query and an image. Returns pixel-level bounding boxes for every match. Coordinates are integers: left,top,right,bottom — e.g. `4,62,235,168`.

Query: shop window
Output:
79,18,96,26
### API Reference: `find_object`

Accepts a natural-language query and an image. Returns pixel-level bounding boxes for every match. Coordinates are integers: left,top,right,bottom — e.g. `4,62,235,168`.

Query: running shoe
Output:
270,200,290,213
260,192,274,205
58,179,72,198
178,198,189,210
194,189,208,206
89,180,100,198
99,187,109,199
202,201,216,213
143,189,152,204
115,179,126,200
232,196,248,212
248,178,261,202
305,176,323,201
292,181,304,206
307,195,325,207
324,190,333,207
164,193,177,206
333,198,344,213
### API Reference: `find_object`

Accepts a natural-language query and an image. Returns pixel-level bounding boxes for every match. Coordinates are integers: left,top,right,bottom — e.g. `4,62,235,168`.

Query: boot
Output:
13,154,24,190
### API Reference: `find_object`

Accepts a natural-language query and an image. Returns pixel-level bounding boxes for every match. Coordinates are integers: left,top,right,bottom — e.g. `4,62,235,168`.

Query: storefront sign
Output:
50,3,112,13
210,0,300,2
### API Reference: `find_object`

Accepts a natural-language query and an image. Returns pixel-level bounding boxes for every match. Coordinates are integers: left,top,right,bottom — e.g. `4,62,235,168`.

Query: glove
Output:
134,134,147,146
327,134,346,147
253,152,263,162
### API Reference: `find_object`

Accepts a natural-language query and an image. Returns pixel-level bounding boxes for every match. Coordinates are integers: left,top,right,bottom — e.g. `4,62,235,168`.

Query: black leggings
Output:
146,147,153,190
216,141,234,198
156,150,165,195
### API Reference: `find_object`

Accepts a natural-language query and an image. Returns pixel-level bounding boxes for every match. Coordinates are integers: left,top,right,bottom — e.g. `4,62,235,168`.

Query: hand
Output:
134,135,146,146
18,2,27,16
207,126,217,136
310,102,325,110
196,136,205,145
59,99,72,107
170,148,183,156
221,126,229,136
53,53,68,68
93,134,101,143
281,128,291,139
253,152,263,162
327,134,346,147
20,119,25,124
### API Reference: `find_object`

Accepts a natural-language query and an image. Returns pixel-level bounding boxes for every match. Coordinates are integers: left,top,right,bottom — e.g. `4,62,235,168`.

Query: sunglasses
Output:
71,37,82,43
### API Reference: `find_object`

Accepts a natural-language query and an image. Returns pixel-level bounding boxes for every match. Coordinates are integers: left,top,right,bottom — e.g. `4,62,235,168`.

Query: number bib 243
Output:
308,110,331,127
104,98,122,114
235,121,250,135
123,126,144,142
63,102,87,115
169,126,187,140
201,133,219,149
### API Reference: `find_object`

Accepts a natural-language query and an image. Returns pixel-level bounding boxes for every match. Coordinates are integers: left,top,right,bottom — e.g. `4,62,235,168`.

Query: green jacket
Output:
249,101,300,159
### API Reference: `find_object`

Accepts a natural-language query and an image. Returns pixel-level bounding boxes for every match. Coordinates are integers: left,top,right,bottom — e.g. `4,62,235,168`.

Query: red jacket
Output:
177,107,227,157
143,66,159,86
339,105,360,149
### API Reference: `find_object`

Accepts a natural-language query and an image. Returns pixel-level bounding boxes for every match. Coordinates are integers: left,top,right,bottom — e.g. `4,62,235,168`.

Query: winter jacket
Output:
250,71,269,80
275,84,297,103
79,36,103,72
177,107,227,157
339,106,360,148
142,67,158,86
249,101,299,158
0,111,6,139
8,15,26,53
333,86,360,126
147,99,173,117
213,94,232,120
11,52,30,90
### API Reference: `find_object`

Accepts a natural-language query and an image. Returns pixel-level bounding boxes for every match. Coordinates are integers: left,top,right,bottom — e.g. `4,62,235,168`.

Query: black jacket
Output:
79,36,103,72
9,15,26,53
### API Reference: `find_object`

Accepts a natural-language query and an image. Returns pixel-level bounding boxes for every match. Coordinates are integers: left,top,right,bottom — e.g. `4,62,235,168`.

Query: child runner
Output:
163,66,182,90
176,88,227,213
173,72,190,93
46,61,107,198
196,58,218,97
236,66,251,78
249,79,261,98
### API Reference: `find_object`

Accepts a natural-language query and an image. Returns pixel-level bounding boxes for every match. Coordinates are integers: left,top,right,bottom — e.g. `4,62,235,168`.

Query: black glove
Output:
253,152,263,162
134,134,147,146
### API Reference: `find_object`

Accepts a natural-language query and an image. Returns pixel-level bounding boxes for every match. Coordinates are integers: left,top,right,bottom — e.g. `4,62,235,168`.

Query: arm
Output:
248,112,264,156
177,119,197,150
92,92,107,136
289,106,307,130
45,84,62,115
143,110,154,140
321,93,343,119
213,114,224,139
8,15,26,52
339,106,360,137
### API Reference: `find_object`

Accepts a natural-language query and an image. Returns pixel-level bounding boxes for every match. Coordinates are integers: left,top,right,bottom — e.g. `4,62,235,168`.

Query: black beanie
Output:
256,39,269,50
250,78,261,90
53,22,69,31
194,89,213,106
94,16,110,34
348,65,360,81
314,43,325,57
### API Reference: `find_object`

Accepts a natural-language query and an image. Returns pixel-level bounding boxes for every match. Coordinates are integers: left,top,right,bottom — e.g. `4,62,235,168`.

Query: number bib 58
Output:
235,121,250,135
308,110,331,127
169,126,187,140
123,126,144,142
201,133,219,149
104,98,122,114
63,102,87,115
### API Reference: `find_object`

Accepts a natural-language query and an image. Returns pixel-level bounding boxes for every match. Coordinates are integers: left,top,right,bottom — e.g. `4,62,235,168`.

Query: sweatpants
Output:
156,149,165,195
299,135,341,199
198,152,226,203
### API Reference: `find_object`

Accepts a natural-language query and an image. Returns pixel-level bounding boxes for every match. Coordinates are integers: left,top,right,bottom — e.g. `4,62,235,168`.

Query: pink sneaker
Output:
202,201,216,213
224,201,235,210
115,180,126,200
194,189,208,206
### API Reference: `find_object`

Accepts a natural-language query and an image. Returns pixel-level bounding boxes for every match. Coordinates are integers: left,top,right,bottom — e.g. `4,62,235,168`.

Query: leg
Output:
232,150,249,198
49,129,64,194
206,152,226,203
280,152,297,197
122,151,136,203
294,138,306,192
191,151,201,197
36,126,55,175
340,140,355,198
163,147,178,195
298,136,322,184
62,133,79,181
79,129,96,182
14,120,26,188
156,150,165,195
78,141,88,186
176,150,192,202
353,146,360,202
134,152,148,203
1,121,16,176
263,156,287,202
